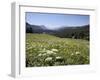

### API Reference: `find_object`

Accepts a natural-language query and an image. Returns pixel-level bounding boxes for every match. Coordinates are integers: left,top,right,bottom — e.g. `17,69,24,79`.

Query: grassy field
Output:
26,33,89,67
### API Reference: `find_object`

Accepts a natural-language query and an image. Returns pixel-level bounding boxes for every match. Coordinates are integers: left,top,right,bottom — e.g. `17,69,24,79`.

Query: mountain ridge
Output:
26,22,89,40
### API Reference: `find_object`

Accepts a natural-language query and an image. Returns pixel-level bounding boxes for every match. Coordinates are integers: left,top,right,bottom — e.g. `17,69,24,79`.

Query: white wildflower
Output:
71,53,74,56
46,50,53,55
56,56,62,59
75,51,80,55
40,45,43,47
40,48,46,52
43,48,46,51
51,49,58,52
38,53,42,57
42,53,47,56
45,57,52,61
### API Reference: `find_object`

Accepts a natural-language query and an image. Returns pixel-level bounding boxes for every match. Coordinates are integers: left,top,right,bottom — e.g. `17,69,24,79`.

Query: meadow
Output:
26,33,89,67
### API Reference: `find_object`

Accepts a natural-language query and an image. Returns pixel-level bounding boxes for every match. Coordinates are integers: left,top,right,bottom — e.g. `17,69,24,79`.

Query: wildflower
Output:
40,48,46,52
56,56,62,59
45,57,52,61
51,49,58,52
38,53,42,57
42,53,47,56
56,56,64,62
71,53,74,56
40,45,43,47
46,50,53,54
75,51,80,55
43,48,46,51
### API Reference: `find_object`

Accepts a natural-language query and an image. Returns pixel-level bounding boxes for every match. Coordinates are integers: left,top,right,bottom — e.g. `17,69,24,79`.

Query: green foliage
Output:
26,33,89,67
54,25,89,40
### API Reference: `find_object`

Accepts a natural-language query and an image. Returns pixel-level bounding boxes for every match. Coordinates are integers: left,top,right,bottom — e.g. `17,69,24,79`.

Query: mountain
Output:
26,22,47,33
26,22,56,34
54,25,89,40
26,22,89,40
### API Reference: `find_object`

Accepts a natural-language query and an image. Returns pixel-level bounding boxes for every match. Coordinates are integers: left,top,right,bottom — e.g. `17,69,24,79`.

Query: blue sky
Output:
26,12,89,29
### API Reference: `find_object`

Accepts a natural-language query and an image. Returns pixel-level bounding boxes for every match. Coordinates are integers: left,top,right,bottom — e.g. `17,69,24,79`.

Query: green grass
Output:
26,33,89,67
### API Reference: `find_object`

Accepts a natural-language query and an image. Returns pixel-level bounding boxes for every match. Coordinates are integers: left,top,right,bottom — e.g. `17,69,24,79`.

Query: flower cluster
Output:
26,34,89,67
33,48,65,66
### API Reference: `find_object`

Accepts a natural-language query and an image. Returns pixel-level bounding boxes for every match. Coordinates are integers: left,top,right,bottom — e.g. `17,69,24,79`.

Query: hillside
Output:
54,25,89,40
26,33,89,67
26,22,89,40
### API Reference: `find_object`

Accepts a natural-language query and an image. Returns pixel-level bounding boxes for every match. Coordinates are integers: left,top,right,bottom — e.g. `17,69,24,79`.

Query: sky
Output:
26,12,89,30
